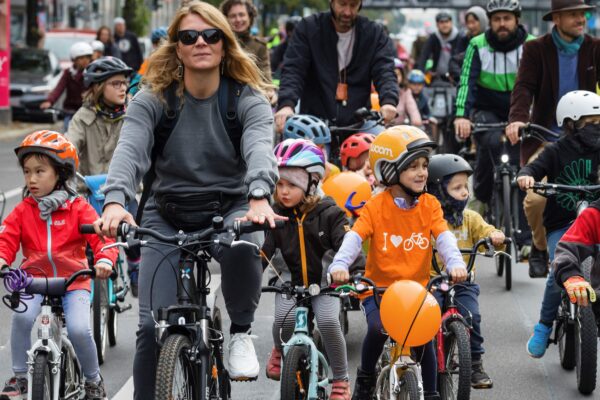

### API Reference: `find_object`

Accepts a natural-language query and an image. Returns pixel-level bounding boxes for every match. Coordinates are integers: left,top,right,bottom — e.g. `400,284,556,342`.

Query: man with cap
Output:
416,11,462,81
274,0,398,133
113,17,144,71
506,0,600,278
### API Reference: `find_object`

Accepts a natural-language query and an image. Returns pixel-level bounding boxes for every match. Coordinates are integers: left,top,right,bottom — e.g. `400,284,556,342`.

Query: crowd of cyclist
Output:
2,0,600,399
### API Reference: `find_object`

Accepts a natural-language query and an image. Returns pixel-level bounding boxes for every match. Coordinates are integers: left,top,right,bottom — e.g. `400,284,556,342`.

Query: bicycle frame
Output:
380,341,424,399
283,305,331,399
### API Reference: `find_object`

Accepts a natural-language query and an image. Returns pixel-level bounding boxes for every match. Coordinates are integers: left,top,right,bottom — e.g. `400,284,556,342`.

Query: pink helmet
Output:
274,139,326,178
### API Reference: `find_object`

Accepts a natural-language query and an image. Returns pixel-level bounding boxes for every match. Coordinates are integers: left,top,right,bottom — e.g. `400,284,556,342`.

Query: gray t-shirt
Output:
103,84,278,207
337,28,355,72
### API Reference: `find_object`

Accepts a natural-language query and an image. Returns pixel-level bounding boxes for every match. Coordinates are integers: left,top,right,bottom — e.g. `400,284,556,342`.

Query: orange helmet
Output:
369,125,436,186
15,130,79,173
340,133,375,168
322,171,372,217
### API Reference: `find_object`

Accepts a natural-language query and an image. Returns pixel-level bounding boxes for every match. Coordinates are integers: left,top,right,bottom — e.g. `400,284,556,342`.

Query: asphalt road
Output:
1,130,600,399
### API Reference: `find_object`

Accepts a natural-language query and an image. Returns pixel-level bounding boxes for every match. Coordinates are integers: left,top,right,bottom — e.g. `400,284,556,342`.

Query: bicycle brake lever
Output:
101,242,127,251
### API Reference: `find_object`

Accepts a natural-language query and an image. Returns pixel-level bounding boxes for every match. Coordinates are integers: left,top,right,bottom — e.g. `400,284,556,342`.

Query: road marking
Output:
111,376,133,400
3,187,22,201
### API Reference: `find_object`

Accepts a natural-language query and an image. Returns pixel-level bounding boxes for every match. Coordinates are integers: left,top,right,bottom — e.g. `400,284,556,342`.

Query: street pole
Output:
0,0,11,126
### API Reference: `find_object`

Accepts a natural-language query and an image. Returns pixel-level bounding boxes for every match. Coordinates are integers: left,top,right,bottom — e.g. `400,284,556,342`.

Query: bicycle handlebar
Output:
532,182,600,198
470,122,560,143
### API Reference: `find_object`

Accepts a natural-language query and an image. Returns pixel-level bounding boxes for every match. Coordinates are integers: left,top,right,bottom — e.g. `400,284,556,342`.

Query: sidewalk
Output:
0,121,62,141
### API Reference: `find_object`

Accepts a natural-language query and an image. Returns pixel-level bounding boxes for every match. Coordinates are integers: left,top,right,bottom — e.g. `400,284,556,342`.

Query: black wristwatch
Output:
248,187,271,201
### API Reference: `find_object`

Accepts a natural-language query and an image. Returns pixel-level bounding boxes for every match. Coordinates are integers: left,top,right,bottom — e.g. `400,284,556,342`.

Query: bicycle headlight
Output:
500,154,510,164
308,284,321,296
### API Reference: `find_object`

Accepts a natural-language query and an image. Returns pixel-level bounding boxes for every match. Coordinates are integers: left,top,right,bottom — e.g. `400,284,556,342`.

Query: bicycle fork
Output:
389,345,424,400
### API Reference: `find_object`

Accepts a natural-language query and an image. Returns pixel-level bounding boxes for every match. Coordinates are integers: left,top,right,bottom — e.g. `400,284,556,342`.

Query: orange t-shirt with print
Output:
352,190,448,292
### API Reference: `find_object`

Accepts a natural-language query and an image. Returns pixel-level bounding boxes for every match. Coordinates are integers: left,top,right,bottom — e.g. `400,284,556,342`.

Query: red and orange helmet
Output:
15,130,79,173
340,133,375,168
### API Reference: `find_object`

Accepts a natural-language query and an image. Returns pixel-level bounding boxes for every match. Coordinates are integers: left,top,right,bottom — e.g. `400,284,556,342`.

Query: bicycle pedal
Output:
115,303,133,313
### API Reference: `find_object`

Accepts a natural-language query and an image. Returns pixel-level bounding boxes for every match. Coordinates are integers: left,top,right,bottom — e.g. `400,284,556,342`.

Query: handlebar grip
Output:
234,220,286,235
80,224,97,234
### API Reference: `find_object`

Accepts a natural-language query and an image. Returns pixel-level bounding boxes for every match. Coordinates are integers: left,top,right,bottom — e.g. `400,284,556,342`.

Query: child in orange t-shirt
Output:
328,126,467,400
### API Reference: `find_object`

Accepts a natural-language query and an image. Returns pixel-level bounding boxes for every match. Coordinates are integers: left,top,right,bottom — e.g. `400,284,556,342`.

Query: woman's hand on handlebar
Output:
517,175,535,191
94,203,136,239
505,121,526,145
240,199,288,228
274,106,294,133
94,261,114,280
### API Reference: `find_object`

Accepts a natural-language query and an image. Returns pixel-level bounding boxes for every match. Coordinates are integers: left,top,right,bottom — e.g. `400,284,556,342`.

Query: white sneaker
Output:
228,331,260,381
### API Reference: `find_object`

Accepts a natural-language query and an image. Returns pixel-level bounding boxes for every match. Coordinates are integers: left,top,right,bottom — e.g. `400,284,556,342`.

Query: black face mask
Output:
575,125,600,150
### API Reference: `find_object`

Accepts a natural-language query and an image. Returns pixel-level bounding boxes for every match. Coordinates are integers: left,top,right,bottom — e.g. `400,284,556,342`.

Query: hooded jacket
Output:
262,196,365,286
0,196,118,292
416,26,464,74
449,6,489,81
277,12,398,127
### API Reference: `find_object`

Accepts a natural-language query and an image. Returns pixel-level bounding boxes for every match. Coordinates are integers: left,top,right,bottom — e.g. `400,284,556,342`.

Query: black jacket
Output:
114,31,143,71
518,134,600,233
277,12,398,126
262,196,365,286
416,31,466,73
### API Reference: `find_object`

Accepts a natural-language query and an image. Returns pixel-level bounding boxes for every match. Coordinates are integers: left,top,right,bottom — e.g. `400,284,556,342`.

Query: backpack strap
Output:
136,82,180,224
218,76,245,159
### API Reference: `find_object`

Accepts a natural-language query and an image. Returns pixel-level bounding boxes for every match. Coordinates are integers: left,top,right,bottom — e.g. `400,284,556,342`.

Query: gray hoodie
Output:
103,85,278,207
466,6,489,35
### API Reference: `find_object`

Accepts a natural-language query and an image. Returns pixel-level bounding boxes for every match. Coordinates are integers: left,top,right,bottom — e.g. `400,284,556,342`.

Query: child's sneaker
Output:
0,376,27,400
351,368,375,400
265,347,282,381
527,322,553,358
84,378,108,400
330,379,351,400
471,359,493,388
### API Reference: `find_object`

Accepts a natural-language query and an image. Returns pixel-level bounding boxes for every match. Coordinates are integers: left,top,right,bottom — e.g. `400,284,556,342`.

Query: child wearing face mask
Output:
328,126,467,400
65,56,142,297
516,90,600,360
427,154,505,390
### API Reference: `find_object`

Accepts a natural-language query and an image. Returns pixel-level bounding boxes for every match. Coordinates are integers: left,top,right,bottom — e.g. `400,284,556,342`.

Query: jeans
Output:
11,290,99,381
360,296,437,393
433,282,484,358
538,227,570,325
133,197,264,400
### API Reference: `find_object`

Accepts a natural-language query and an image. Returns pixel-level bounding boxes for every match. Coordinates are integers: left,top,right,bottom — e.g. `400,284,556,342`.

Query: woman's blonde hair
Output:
143,0,271,100
82,81,106,107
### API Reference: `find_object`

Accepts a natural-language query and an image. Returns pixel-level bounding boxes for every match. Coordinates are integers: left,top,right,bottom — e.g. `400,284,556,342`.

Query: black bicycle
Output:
473,123,559,290
328,108,383,168
82,218,283,400
533,182,600,395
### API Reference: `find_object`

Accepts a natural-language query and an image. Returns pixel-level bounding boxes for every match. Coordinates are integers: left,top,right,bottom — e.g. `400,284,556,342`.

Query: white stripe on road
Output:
3,187,22,201
111,376,134,400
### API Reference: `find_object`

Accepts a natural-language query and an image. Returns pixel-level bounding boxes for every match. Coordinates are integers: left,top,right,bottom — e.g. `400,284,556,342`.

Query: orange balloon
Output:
380,280,441,347
322,171,372,217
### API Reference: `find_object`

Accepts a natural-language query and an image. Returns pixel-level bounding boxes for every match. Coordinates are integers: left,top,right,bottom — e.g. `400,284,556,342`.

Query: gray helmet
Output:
83,56,133,88
427,154,473,185
486,0,521,17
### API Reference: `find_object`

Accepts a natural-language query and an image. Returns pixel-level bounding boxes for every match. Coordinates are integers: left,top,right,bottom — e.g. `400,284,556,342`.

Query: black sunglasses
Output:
177,29,224,45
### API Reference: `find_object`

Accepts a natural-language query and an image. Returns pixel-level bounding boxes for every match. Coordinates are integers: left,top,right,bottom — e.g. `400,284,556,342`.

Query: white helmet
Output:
90,40,105,53
556,90,600,127
69,42,94,61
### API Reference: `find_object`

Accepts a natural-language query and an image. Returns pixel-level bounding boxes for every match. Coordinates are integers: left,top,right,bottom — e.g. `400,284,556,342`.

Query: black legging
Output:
360,296,437,394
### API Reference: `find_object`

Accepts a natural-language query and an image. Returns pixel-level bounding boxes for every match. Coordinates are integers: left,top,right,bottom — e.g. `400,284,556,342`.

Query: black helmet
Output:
486,0,522,17
427,154,473,185
83,56,133,88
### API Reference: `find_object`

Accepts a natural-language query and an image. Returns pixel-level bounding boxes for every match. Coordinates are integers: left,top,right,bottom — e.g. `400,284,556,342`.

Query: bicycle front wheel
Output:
438,321,471,400
501,174,513,290
576,258,598,394
281,345,311,400
155,334,198,400
92,278,109,364
398,368,420,400
558,297,576,370
31,352,52,400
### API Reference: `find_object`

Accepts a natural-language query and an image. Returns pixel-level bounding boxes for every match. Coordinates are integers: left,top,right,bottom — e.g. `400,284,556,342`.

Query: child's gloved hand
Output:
94,262,114,280
564,276,596,307
489,230,505,247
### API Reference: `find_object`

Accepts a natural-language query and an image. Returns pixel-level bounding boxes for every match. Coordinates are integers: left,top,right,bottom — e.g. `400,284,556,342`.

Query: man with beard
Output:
274,0,398,133
505,0,600,278
453,0,534,254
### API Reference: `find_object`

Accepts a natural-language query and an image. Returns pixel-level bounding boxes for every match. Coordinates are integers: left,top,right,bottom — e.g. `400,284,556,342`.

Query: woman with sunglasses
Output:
93,2,282,399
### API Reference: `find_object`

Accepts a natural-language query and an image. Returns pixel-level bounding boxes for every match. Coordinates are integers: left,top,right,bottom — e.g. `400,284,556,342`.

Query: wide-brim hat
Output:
543,0,595,21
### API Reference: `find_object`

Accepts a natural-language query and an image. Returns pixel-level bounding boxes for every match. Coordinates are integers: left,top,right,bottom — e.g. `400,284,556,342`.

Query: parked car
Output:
43,29,96,69
10,48,63,122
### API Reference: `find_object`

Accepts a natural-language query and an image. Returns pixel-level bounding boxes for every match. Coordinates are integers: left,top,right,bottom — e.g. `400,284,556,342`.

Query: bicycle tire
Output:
501,174,512,290
575,258,597,394
155,334,197,400
558,297,576,370
504,245,513,291
491,189,503,277
438,321,471,400
398,368,420,400
59,344,82,398
108,306,118,346
209,307,231,400
31,352,52,400
92,278,109,364
281,345,311,400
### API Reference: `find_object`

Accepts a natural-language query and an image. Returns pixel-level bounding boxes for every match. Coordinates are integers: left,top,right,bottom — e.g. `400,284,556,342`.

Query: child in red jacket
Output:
0,130,117,400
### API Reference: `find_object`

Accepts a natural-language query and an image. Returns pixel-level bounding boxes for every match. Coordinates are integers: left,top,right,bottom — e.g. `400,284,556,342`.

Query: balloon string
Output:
400,291,429,354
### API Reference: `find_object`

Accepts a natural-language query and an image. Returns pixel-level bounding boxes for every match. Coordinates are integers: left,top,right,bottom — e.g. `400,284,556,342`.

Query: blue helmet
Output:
408,69,426,84
151,27,168,44
283,114,331,145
